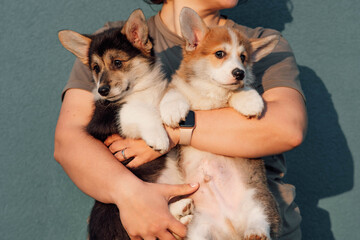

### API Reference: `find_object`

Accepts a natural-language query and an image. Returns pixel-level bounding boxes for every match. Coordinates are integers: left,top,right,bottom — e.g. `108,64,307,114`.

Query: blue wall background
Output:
1,0,359,239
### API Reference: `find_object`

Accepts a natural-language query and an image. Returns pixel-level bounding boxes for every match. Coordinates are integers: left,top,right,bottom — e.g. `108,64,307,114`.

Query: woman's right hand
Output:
116,181,199,240
105,126,179,169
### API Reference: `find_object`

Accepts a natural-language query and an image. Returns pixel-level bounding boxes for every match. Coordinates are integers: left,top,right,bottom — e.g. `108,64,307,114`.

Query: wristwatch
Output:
178,110,196,145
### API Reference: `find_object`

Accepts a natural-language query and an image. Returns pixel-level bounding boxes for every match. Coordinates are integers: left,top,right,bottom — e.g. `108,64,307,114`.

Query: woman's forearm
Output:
190,87,307,158
54,127,138,204
53,89,139,204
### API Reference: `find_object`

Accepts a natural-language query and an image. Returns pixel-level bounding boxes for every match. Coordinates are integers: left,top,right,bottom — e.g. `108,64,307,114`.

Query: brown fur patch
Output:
233,29,253,65
90,55,104,75
181,27,254,72
182,27,231,63
103,49,131,66
243,158,281,239
245,234,269,240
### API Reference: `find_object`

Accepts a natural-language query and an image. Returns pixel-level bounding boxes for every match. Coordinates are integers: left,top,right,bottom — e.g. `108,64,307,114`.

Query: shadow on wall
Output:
285,66,354,240
222,0,293,32
223,1,354,240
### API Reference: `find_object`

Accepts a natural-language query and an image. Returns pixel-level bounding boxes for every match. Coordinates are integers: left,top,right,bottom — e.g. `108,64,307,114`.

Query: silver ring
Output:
121,148,127,161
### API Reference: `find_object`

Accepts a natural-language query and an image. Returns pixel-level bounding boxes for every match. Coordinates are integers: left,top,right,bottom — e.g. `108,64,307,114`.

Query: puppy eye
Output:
215,51,226,59
93,64,100,74
240,54,246,63
114,60,122,68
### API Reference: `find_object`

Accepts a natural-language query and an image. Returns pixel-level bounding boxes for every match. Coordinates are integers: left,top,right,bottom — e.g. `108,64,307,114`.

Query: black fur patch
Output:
88,202,128,240
86,100,122,142
87,28,155,69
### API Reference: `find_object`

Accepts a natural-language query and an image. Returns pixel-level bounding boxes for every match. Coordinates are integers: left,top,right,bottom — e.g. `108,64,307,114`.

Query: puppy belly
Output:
181,147,269,239
156,149,185,185
181,148,246,219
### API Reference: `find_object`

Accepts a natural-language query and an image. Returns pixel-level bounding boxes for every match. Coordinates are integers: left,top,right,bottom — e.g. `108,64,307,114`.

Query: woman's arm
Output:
54,89,199,239
54,89,134,203
108,87,306,166
192,87,307,158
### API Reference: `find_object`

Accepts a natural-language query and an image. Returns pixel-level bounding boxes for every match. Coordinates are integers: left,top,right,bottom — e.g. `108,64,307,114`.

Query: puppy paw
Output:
160,90,190,127
244,234,269,240
244,225,270,240
142,127,170,154
172,214,193,240
229,88,264,118
160,101,190,128
179,215,193,225
169,198,194,221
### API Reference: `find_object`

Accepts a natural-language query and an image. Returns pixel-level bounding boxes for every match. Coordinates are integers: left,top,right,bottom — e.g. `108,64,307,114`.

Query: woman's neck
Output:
160,1,227,36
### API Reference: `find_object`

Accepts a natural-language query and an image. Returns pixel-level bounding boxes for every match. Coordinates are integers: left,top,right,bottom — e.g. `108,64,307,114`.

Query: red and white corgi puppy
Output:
159,7,281,240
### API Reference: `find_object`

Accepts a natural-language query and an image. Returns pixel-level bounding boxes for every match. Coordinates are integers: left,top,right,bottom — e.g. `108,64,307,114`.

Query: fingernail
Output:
190,182,198,188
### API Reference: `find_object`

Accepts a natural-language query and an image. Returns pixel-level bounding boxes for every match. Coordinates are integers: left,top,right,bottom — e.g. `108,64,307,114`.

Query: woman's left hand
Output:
104,126,179,168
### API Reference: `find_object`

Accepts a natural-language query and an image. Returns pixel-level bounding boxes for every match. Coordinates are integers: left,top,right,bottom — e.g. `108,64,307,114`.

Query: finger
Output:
109,139,126,154
157,230,177,240
164,183,200,201
143,237,157,240
126,156,145,168
104,134,123,146
129,236,142,240
167,218,187,239
114,148,135,162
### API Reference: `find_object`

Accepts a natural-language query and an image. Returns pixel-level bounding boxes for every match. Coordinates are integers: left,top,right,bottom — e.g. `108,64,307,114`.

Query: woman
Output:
54,0,307,239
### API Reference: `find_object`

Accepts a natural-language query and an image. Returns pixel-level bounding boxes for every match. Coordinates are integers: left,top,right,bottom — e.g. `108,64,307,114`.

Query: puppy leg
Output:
229,87,264,118
160,89,190,127
244,235,269,240
119,103,169,152
241,189,271,240
185,214,214,240
169,198,194,222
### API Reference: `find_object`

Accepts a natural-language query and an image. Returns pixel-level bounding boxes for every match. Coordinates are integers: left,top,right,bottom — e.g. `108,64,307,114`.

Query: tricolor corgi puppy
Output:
58,9,188,240
159,8,281,240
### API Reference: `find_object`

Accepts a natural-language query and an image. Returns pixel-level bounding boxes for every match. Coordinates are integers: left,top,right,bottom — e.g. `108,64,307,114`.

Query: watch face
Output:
179,110,195,127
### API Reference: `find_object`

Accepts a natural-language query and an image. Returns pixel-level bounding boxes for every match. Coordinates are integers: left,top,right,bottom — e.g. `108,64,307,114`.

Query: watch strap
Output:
179,127,195,145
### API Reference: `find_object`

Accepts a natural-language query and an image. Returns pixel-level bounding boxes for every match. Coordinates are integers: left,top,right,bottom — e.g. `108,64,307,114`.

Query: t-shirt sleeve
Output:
61,58,94,100
235,25,305,100
253,28,304,100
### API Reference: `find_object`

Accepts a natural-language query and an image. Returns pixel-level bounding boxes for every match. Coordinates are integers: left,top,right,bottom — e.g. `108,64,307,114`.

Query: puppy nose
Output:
232,68,245,80
98,85,110,96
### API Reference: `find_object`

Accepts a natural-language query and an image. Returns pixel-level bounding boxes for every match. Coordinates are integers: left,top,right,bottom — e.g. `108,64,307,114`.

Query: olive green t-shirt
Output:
62,13,303,237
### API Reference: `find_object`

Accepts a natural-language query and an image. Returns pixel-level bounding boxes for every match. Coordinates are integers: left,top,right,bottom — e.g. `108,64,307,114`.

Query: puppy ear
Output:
58,30,91,65
180,7,208,51
250,35,280,62
122,9,152,55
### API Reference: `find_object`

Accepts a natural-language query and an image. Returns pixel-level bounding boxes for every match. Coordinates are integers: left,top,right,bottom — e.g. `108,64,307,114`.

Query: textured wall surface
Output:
0,0,359,239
